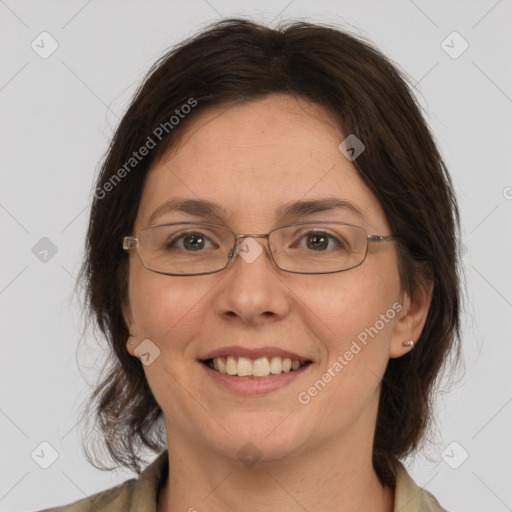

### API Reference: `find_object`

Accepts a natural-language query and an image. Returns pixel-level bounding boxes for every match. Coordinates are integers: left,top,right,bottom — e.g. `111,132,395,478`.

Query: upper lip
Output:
200,346,311,362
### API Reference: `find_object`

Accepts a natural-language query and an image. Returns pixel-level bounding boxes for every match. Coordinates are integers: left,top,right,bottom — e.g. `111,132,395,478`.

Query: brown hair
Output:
79,18,461,486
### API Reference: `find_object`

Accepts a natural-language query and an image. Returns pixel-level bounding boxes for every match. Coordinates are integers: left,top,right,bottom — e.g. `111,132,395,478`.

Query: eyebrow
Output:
147,197,367,225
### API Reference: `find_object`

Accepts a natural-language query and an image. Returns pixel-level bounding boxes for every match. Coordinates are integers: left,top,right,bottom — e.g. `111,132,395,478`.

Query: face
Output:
124,94,420,465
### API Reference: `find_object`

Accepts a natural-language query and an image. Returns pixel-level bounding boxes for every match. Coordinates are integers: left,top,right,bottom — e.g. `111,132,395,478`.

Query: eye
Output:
167,231,217,251
293,230,347,251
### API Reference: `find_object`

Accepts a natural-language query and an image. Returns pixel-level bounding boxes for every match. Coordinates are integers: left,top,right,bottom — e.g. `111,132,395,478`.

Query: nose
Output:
213,237,291,326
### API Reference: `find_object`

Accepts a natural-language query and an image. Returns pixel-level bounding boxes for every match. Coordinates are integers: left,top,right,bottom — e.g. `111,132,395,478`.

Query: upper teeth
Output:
211,356,304,377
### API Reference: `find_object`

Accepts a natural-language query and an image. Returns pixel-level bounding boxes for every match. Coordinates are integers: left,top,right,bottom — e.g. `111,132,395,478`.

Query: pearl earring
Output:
402,340,414,348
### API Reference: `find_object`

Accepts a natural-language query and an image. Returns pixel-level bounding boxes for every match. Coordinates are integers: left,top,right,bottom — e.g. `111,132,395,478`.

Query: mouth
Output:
202,356,312,378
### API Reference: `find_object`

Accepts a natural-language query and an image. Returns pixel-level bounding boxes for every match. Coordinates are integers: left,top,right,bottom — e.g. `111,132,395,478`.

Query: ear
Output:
389,282,433,358
122,301,137,357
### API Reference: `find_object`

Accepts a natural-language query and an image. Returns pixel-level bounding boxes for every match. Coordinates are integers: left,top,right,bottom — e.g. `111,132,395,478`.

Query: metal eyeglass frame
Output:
122,221,399,276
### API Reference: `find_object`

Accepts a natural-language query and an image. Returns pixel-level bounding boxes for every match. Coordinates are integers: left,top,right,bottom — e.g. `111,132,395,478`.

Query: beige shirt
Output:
38,451,446,512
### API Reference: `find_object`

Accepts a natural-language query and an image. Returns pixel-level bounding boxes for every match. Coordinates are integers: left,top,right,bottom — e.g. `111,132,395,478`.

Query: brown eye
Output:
183,233,206,251
165,231,216,252
295,230,345,252
306,233,329,251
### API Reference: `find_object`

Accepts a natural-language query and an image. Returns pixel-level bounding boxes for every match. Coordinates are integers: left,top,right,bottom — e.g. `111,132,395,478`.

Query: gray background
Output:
1,1,511,511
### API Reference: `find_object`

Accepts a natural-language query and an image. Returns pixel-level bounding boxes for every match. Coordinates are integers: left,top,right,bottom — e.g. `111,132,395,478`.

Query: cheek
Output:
127,266,217,347
290,274,401,435
292,264,400,340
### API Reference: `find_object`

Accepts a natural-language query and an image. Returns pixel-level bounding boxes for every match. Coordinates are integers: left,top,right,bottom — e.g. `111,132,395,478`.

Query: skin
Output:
124,94,432,512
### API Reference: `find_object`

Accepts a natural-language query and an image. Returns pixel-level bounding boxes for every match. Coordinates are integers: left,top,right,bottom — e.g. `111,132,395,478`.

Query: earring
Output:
402,340,414,348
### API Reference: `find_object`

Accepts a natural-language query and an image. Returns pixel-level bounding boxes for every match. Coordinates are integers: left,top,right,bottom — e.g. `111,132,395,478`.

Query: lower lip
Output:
201,363,310,395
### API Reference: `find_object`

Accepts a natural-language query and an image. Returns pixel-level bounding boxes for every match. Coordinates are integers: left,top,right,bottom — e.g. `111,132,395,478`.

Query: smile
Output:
204,356,311,378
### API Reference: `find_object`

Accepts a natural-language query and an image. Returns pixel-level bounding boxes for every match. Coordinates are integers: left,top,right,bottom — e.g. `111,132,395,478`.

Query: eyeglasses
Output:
122,221,399,276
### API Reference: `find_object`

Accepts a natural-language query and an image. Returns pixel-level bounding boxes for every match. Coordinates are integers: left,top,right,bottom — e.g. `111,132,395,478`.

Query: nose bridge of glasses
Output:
229,233,277,268
233,233,272,254
235,233,270,240
233,233,270,251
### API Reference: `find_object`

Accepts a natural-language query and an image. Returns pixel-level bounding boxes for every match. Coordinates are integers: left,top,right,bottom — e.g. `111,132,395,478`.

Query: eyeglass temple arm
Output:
367,235,399,242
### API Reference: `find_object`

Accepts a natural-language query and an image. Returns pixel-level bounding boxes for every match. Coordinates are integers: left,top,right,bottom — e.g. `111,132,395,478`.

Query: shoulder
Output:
394,463,448,512
35,451,168,512
36,479,137,512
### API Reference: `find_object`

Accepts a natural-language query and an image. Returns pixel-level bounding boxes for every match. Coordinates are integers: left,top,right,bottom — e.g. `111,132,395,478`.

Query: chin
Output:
200,411,313,465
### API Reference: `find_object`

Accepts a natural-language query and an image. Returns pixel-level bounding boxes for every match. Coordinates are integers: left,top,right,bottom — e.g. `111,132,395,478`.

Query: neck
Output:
157,426,394,511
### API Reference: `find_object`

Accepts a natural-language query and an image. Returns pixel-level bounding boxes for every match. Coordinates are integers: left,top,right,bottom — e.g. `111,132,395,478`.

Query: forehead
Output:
135,94,388,232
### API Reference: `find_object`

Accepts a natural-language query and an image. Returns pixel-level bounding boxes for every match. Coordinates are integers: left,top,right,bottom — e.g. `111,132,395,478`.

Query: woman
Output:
41,18,459,511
